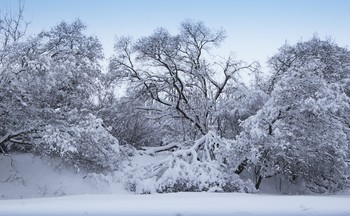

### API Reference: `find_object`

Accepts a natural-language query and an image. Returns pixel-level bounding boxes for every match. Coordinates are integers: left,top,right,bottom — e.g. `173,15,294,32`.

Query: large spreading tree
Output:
108,20,258,141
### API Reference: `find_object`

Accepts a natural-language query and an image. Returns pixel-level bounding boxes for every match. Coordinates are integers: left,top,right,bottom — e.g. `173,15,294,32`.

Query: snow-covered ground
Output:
1,192,350,216
2,153,350,215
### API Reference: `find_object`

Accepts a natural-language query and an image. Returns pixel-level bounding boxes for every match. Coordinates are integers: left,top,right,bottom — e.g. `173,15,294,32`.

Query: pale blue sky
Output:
1,0,350,67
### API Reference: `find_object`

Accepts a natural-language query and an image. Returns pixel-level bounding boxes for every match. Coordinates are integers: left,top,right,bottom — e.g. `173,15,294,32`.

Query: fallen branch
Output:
140,142,179,155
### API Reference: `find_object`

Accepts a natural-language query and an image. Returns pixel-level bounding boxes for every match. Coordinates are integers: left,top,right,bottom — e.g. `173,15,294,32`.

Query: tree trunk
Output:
255,175,263,189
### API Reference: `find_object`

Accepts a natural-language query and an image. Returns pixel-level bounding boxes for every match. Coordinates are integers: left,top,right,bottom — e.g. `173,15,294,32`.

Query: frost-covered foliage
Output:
238,37,350,193
37,113,123,172
267,37,350,94
0,18,104,146
97,94,167,148
37,19,103,109
0,15,124,174
215,85,267,139
0,6,38,151
123,132,255,194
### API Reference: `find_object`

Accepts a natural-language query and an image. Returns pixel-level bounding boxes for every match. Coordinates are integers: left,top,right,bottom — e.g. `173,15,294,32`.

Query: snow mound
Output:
0,153,128,199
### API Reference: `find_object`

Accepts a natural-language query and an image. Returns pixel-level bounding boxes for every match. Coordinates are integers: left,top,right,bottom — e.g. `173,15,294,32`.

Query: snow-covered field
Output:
2,154,350,216
1,192,350,216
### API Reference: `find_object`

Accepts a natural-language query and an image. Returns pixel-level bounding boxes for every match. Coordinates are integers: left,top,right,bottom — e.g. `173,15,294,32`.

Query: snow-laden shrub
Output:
124,132,255,194
37,113,123,172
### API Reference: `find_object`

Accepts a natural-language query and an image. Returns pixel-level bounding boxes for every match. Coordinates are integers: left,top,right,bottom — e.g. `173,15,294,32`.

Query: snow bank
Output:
0,153,128,199
0,192,350,216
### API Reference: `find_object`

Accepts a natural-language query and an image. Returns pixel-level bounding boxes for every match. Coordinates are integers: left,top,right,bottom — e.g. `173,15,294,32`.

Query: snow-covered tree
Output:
0,16,123,172
37,113,123,172
109,20,258,140
238,38,350,193
0,3,35,153
266,37,350,94
35,19,103,110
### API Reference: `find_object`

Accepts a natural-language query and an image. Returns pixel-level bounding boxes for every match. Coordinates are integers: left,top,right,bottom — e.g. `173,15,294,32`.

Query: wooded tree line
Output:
1,6,350,194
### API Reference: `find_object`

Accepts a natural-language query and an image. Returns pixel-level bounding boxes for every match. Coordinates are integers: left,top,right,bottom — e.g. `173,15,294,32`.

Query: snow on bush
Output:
123,132,255,194
37,113,123,172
